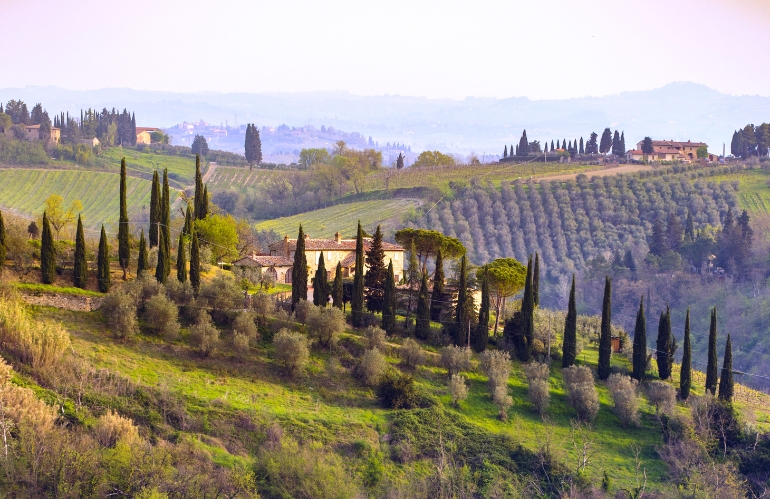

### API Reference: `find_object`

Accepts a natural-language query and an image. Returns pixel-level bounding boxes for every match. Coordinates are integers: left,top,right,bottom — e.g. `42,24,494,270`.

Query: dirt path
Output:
202,162,218,184
536,163,654,182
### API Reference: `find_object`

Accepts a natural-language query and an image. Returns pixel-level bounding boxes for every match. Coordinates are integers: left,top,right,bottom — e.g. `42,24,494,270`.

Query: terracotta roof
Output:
340,253,357,267
136,127,160,134
268,237,403,253
654,147,682,154
640,140,708,149
233,255,293,267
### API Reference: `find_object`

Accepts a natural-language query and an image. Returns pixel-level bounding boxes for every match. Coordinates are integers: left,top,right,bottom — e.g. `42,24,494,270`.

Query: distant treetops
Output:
501,128,625,159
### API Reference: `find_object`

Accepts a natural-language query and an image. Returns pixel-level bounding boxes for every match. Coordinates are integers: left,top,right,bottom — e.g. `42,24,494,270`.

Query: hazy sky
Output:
4,0,770,100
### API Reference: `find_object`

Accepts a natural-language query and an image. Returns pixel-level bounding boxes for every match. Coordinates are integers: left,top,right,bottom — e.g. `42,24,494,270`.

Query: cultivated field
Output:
206,165,279,192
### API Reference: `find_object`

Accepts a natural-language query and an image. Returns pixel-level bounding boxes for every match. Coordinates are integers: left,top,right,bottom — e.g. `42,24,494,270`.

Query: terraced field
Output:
711,168,770,214
0,169,160,231
206,165,279,192
99,147,197,186
254,198,421,238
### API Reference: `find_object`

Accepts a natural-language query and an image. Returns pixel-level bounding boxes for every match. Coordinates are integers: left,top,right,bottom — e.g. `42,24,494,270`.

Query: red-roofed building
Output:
136,127,161,145
628,139,718,162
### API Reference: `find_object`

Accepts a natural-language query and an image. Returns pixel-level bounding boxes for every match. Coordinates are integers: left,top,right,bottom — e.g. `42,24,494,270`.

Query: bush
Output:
363,325,387,351
0,380,56,434
607,374,640,427
528,379,550,415
189,311,219,357
522,362,550,383
93,410,140,447
493,385,513,421
128,274,164,308
563,365,599,422
233,312,258,340
200,273,243,311
232,332,250,360
645,380,676,415
0,357,11,386
0,297,70,369
143,294,180,340
251,292,274,318
101,289,139,339
355,348,388,387
448,374,468,407
306,306,346,348
273,328,309,376
292,300,314,324
165,278,194,306
440,345,471,377
377,369,418,409
479,350,511,390
399,338,425,368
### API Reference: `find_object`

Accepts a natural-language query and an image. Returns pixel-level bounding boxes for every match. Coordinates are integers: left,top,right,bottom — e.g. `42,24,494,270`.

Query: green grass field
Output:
0,169,164,230
206,166,279,192
710,168,770,214
99,147,198,186
254,198,422,238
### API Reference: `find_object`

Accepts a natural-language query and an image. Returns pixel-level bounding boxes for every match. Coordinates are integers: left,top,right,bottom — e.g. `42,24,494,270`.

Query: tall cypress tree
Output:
202,185,209,219
631,296,647,381
149,170,160,247
415,271,430,340
161,170,171,279
474,273,490,353
194,154,205,220
382,261,396,334
453,255,469,346
183,203,193,235
176,232,187,283
657,306,676,380
73,215,87,289
118,157,130,279
718,334,734,402
598,276,612,380
291,225,308,310
562,274,577,368
351,222,365,326
533,252,540,307
517,256,534,361
190,230,200,295
41,212,56,285
680,309,692,400
332,262,344,310
137,229,148,277
430,249,445,321
155,230,168,284
0,210,6,272
705,307,719,395
364,225,386,312
313,252,329,306
97,225,110,292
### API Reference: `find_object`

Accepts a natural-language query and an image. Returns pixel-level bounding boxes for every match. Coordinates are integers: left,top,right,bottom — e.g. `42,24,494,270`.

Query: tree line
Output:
502,128,626,158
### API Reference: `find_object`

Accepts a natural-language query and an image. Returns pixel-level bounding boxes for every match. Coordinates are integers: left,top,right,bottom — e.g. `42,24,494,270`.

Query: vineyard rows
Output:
207,166,278,192
419,164,743,275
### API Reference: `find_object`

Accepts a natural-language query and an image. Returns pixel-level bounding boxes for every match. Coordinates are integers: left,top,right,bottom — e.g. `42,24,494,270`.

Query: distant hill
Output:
2,83,768,156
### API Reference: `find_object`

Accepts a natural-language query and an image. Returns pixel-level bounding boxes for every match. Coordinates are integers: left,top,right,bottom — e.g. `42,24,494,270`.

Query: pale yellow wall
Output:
304,249,405,285
136,131,152,144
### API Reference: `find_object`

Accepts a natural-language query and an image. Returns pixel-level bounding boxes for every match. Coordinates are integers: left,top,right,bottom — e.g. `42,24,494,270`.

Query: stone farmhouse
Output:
136,127,161,145
233,232,405,285
23,124,61,144
626,139,719,162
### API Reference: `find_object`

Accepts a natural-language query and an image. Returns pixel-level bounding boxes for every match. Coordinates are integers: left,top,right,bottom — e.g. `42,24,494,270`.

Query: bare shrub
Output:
0,297,70,369
102,289,139,339
233,312,258,341
355,348,388,386
522,362,550,383
0,382,56,434
440,345,471,377
493,385,513,421
273,328,309,376
93,410,140,447
563,365,599,422
200,273,243,311
399,338,425,368
448,374,468,406
292,300,315,324
189,311,220,357
607,374,640,427
645,380,676,415
143,294,180,340
306,306,345,348
232,332,250,360
479,350,511,390
528,379,550,415
0,357,11,385
363,325,387,351
252,292,275,318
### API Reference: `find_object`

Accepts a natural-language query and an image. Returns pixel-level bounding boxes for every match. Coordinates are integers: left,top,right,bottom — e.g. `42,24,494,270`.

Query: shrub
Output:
143,294,180,340
493,385,513,421
355,348,388,387
448,374,468,407
522,362,550,383
363,325,387,351
200,273,243,311
0,381,56,434
607,374,640,427
165,278,194,306
0,357,11,385
233,312,258,340
252,292,274,318
563,366,599,422
0,297,70,368
479,350,511,390
399,338,425,368
93,410,140,447
232,332,250,360
528,379,550,415
377,370,417,409
273,328,309,376
101,290,139,339
646,380,676,415
189,311,219,357
306,306,346,348
128,273,164,307
440,345,471,377
292,300,314,324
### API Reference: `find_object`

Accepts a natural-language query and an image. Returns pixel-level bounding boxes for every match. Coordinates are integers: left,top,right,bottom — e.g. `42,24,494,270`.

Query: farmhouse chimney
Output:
335,231,342,243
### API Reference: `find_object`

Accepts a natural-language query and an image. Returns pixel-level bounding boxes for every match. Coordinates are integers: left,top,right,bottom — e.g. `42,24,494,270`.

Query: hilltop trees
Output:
191,134,209,157
396,152,405,169
585,132,599,154
244,123,262,168
600,128,613,154
641,137,654,154
517,130,529,156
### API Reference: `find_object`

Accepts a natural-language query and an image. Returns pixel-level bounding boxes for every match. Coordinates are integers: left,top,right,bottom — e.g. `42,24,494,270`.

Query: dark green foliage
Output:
684,210,695,242
118,157,130,275
680,309,692,400
313,252,329,306
291,225,308,310
631,296,647,381
202,185,209,219
706,307,719,395
641,137,654,154
620,131,626,154
155,229,169,284
161,170,170,277
396,152,404,169
0,210,6,270
430,249,444,321
376,370,417,409
598,276,612,380
562,274,577,368
244,123,262,167
600,128,612,154
364,225,386,312
532,252,540,307
611,130,622,156
656,306,676,380
382,261,396,334
40,212,56,285
137,229,149,277
149,170,160,247
650,218,667,256
176,233,187,283
623,249,636,274
332,262,344,310
190,230,201,295
517,130,529,156
579,137,584,155
453,255,470,346
473,273,490,353
97,225,110,293
516,256,534,361
666,212,684,252
73,215,87,289
183,203,193,235
351,222,365,327
415,271,430,340
194,155,204,220
718,334,734,402
191,134,209,157
585,132,598,154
